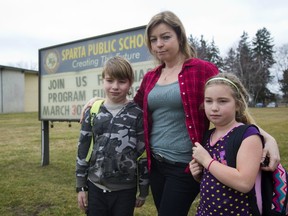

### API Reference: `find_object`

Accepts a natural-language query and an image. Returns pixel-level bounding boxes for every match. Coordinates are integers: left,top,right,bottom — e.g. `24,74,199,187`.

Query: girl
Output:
190,73,263,215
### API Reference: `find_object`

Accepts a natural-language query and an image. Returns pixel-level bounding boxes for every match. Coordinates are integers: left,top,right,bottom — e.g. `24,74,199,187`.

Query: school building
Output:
0,65,38,113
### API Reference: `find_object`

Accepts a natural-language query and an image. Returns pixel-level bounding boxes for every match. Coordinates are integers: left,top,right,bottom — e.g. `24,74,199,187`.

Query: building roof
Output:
0,65,38,74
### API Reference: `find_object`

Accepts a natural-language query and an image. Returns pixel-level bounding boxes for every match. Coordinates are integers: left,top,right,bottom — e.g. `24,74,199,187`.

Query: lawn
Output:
0,107,287,215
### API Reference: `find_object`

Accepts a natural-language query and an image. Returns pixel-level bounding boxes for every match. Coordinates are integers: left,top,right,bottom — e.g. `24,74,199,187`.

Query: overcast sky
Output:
1,0,287,69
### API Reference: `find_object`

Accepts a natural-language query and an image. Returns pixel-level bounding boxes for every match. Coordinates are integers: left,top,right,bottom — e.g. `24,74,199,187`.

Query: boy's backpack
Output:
85,99,104,162
204,124,288,216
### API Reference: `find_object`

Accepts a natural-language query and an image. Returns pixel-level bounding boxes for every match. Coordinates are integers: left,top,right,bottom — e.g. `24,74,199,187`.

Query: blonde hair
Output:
205,73,255,124
102,56,134,85
144,11,196,64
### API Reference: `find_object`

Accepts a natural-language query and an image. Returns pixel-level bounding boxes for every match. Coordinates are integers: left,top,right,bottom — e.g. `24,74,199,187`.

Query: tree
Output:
209,39,224,71
222,29,276,104
280,69,288,102
274,43,288,98
223,48,238,74
236,32,255,98
188,34,223,70
188,35,209,60
251,27,275,103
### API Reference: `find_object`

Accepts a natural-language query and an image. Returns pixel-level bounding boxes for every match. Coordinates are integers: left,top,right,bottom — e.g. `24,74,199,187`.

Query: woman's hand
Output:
258,128,280,171
79,97,102,123
189,158,203,182
261,139,280,171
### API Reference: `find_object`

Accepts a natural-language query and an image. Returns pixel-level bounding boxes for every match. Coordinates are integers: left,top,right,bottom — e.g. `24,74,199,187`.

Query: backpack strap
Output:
90,99,105,126
201,128,216,145
225,124,254,167
225,124,262,216
203,124,260,167
262,170,274,215
85,99,104,162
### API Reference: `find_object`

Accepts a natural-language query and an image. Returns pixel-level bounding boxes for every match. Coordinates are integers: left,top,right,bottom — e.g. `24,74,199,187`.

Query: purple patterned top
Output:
196,126,261,216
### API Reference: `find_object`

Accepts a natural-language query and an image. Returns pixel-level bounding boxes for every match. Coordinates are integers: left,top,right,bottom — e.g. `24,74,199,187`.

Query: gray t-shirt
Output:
148,81,192,163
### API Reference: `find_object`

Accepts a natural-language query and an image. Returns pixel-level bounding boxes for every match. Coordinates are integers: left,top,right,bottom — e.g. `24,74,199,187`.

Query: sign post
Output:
41,120,49,166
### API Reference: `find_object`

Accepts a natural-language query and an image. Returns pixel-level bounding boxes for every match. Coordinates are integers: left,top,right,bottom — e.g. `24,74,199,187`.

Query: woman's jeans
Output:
150,156,200,216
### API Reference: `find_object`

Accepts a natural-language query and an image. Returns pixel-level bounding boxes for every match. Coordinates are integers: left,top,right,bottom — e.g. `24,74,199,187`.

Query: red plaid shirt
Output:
134,58,219,170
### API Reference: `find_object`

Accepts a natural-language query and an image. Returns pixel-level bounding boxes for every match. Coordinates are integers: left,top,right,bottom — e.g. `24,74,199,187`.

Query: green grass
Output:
0,108,287,215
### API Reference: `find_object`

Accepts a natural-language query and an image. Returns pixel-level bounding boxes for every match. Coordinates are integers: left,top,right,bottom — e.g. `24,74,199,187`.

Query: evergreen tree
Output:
280,69,288,102
223,48,238,74
188,29,280,104
236,32,255,100
197,35,209,61
251,27,275,103
209,39,224,71
274,43,288,97
188,34,223,70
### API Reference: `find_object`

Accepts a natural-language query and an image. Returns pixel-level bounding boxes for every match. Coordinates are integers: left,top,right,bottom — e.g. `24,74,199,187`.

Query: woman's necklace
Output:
162,64,182,81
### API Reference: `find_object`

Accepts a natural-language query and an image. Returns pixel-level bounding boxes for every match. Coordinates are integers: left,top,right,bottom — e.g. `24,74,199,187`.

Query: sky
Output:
0,0,287,70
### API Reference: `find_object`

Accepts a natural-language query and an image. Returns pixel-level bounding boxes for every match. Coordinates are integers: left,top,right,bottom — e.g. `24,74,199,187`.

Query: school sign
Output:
39,26,154,121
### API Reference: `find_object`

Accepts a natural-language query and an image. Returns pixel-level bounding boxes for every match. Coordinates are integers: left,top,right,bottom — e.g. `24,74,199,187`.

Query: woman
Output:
133,11,279,216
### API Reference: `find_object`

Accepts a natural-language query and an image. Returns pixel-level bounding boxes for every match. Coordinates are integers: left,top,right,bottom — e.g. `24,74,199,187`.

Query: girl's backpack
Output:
204,125,288,216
